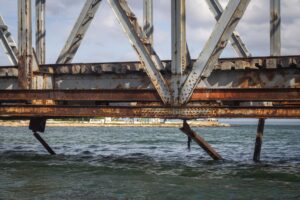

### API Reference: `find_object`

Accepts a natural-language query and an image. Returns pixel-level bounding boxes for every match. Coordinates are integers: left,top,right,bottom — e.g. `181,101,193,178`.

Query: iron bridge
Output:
0,0,298,161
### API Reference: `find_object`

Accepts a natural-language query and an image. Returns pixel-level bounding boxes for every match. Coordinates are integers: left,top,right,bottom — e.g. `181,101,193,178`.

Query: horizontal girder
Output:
0,88,299,102
1,55,299,76
0,68,299,90
0,105,299,119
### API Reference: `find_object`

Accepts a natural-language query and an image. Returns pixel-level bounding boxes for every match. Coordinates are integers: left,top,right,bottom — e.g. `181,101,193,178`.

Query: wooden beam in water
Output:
180,120,222,160
33,132,56,155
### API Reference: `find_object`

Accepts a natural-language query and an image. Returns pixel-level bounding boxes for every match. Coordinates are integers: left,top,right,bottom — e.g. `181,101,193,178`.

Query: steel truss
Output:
1,0,299,161
0,0,297,120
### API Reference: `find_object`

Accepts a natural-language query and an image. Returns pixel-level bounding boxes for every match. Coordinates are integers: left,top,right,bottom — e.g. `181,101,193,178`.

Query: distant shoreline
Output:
0,120,230,128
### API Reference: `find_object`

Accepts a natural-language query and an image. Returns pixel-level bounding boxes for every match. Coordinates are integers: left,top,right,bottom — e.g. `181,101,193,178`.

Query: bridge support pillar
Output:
253,118,265,162
180,120,222,160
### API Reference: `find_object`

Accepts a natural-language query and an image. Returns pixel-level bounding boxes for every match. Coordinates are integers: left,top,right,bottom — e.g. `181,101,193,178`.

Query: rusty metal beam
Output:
190,88,300,102
180,120,222,160
1,67,299,90
1,55,300,75
0,88,299,102
1,105,300,119
1,55,300,90
108,0,171,104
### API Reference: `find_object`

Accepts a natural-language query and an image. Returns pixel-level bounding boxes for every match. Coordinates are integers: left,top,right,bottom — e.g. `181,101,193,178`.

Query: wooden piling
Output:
253,118,265,162
180,120,222,160
33,132,56,155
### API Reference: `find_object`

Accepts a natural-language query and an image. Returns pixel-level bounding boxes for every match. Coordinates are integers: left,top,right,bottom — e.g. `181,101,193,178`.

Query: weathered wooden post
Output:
180,120,222,160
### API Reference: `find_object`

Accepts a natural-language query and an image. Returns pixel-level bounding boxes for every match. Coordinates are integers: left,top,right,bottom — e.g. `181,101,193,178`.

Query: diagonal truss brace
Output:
205,0,251,58
180,0,250,104
56,0,102,64
0,16,19,65
108,0,171,104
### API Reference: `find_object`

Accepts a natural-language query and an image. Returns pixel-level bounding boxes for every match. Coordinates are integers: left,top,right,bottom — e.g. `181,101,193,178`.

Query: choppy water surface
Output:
0,125,300,199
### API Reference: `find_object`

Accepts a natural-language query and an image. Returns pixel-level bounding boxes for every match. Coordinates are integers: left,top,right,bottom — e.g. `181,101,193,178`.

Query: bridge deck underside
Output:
0,56,300,119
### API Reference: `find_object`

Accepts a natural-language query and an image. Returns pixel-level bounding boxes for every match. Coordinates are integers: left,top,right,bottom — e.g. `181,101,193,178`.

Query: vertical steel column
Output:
171,0,187,105
18,0,33,89
143,0,153,45
171,0,187,75
36,0,46,64
270,0,281,56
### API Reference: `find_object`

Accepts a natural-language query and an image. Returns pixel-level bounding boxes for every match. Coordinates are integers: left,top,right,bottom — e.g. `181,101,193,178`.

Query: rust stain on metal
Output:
1,105,300,119
1,88,299,102
18,55,28,89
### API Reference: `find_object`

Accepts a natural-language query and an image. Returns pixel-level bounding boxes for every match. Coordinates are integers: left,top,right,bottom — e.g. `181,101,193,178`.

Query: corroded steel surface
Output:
1,56,300,76
0,88,299,102
0,105,300,119
1,67,300,90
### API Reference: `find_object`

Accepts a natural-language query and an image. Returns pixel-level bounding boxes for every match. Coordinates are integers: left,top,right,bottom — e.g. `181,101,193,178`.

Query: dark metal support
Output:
180,120,222,160
29,117,47,132
253,118,265,162
187,136,192,151
33,131,56,155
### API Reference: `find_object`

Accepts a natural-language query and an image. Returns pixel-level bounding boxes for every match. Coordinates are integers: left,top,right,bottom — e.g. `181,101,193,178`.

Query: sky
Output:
1,0,300,65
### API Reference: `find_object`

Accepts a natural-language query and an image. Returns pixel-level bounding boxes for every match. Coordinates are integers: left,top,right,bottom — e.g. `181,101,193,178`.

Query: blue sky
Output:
1,0,300,65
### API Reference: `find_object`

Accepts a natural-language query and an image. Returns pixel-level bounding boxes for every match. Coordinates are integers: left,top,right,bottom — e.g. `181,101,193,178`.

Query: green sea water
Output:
0,125,300,199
